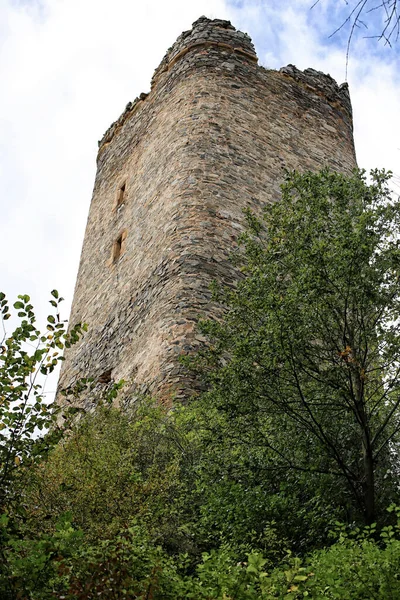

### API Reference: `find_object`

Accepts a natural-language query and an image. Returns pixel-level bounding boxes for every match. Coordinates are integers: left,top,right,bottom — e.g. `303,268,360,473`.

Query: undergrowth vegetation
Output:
2,169,400,598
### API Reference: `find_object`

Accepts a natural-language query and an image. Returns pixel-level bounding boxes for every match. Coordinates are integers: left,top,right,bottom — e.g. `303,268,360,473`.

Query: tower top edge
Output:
153,15,258,78
97,17,353,155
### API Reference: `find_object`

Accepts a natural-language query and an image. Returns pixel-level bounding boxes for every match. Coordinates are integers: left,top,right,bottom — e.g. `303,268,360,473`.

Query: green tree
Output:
22,401,193,550
2,400,199,599
0,291,86,596
0,290,86,510
195,169,400,526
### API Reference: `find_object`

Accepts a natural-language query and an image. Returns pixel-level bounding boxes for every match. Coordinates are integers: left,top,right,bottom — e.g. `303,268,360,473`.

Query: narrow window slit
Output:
117,182,126,207
112,230,127,263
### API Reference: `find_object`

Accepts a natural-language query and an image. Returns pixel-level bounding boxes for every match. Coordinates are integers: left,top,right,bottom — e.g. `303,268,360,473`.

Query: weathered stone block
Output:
57,16,357,406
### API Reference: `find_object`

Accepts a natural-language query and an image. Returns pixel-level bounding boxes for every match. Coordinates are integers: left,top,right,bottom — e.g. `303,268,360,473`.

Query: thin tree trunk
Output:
353,363,375,524
362,432,375,524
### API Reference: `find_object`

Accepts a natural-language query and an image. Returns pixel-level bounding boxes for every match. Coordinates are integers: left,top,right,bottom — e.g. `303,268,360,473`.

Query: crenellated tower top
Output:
98,17,352,158
152,15,258,78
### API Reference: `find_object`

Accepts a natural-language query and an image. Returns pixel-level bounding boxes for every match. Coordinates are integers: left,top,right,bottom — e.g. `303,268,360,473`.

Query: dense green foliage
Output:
194,168,400,527
2,169,400,598
0,290,85,509
0,291,86,592
3,404,400,599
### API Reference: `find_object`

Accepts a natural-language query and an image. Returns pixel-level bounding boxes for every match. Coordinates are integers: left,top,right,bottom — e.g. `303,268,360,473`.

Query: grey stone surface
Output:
58,17,357,407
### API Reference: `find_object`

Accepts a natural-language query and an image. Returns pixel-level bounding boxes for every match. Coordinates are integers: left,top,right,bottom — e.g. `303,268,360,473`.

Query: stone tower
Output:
58,16,357,403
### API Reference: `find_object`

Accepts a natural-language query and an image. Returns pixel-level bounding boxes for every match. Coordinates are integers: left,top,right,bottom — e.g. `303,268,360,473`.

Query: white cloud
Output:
227,0,400,174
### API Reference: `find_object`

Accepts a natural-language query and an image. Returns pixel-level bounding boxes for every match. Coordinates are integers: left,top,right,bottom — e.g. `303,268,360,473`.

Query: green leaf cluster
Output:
0,291,86,513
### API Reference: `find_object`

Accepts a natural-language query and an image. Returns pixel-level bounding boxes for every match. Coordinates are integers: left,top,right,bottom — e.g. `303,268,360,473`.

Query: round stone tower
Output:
58,16,357,404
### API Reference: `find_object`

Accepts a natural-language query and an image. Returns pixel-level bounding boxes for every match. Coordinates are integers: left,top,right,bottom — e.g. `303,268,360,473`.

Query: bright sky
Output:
1,0,399,348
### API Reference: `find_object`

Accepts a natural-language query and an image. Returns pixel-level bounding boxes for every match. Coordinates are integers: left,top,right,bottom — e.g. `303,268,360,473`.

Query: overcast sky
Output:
1,0,399,351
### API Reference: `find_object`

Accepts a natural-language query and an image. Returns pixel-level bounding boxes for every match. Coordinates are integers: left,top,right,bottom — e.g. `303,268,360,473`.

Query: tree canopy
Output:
195,168,400,526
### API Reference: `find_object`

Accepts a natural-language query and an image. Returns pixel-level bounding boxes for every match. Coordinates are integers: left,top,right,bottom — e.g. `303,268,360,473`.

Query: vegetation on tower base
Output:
3,402,400,599
2,169,400,598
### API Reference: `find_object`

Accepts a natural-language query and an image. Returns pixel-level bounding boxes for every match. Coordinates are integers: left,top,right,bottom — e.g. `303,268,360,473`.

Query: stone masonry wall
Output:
57,16,357,405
